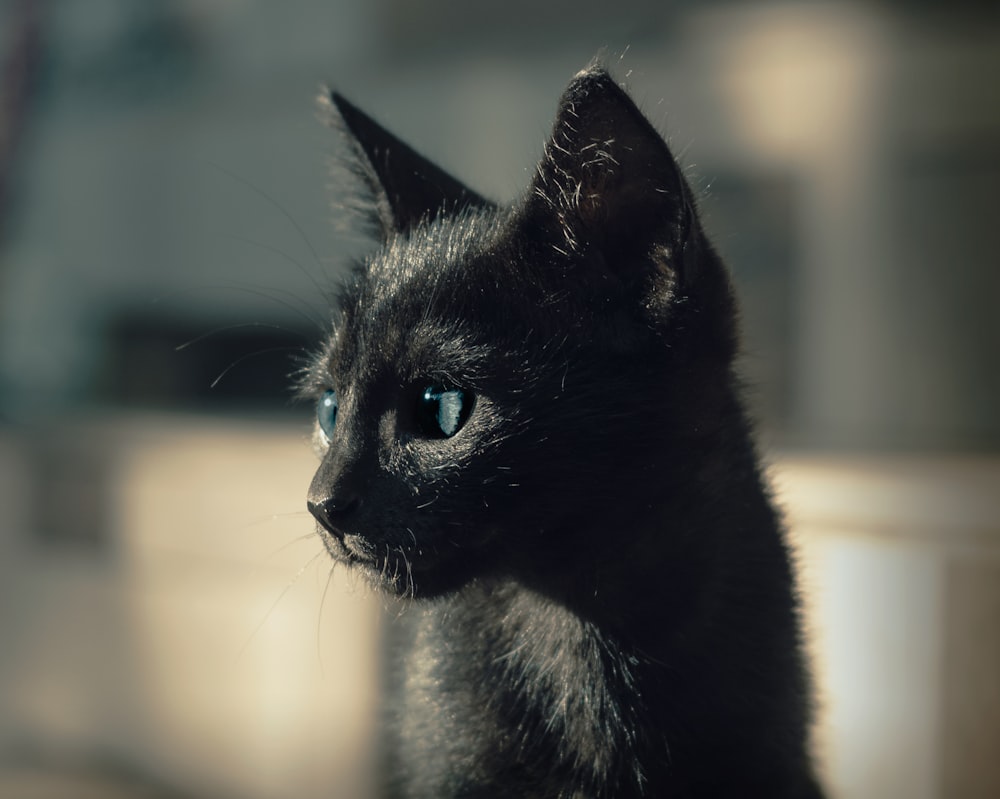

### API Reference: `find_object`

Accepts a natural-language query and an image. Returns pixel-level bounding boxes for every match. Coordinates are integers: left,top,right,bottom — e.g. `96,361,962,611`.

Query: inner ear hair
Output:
322,89,495,241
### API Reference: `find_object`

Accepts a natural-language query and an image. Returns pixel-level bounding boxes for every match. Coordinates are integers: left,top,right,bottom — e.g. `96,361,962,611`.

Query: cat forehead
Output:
326,311,492,393
337,209,519,342
363,207,506,300
333,246,499,383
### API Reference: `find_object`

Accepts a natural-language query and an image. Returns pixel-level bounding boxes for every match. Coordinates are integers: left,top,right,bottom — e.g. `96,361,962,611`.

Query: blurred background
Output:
0,0,998,797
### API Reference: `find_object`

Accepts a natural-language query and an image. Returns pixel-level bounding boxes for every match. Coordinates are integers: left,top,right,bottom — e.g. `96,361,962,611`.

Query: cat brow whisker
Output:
220,283,327,331
210,345,308,389
204,159,325,272
217,232,334,304
151,283,326,332
176,321,305,352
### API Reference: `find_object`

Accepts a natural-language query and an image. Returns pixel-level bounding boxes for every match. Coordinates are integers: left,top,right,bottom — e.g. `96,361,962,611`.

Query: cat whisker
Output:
316,562,337,678
217,232,335,306
238,547,326,660
262,530,322,559
398,546,415,600
210,345,308,389
238,510,313,531
380,543,391,584
240,529,321,585
222,283,327,331
152,282,326,332
204,159,325,274
176,321,307,352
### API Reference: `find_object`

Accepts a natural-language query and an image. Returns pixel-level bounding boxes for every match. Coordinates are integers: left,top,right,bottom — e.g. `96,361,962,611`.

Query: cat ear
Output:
525,65,697,283
322,90,494,240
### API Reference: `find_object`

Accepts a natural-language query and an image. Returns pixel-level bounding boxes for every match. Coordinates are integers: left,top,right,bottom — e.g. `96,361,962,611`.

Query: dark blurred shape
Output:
27,428,112,551
0,0,44,246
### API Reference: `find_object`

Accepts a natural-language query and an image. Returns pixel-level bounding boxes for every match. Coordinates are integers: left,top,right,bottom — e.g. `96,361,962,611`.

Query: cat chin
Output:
361,566,470,600
356,556,474,600
317,526,474,599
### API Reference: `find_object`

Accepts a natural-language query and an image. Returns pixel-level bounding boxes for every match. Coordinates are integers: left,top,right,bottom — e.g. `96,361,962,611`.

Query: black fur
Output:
303,65,825,798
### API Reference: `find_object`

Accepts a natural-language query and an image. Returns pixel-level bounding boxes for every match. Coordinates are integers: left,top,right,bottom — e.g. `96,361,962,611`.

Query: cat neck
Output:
509,405,790,656
406,420,812,796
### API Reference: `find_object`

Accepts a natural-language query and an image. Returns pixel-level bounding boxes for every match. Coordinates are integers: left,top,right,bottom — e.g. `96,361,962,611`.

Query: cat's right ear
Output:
522,66,699,288
321,90,494,241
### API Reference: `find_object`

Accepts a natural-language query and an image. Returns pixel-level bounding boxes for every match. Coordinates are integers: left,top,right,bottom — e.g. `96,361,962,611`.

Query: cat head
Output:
303,65,738,598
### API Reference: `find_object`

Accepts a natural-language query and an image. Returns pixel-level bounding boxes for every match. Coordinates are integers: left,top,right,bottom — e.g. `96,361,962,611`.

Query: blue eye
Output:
418,386,471,438
317,389,338,441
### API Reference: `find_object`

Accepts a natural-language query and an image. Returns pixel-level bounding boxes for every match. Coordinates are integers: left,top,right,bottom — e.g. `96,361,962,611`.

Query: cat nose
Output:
307,494,362,533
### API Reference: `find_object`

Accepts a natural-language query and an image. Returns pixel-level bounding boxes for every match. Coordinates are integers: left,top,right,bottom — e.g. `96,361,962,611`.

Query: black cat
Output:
303,64,825,799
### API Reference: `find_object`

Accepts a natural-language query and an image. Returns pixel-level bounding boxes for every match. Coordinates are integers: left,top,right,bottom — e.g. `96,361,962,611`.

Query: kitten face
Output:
305,67,737,598
305,212,630,597
306,216,520,596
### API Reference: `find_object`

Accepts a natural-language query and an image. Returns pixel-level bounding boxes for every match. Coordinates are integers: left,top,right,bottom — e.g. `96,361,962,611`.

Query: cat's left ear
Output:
322,90,494,241
524,66,698,284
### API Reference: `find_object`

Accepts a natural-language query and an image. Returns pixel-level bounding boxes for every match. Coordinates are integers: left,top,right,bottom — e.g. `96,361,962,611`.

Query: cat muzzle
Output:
307,497,375,563
307,496,360,531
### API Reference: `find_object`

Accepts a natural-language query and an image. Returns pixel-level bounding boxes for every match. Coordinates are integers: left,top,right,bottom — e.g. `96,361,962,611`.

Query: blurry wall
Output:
0,0,998,447
1,1,998,797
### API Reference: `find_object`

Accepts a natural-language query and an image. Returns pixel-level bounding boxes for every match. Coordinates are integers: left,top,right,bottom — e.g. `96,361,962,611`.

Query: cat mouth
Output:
316,524,431,596
317,525,376,565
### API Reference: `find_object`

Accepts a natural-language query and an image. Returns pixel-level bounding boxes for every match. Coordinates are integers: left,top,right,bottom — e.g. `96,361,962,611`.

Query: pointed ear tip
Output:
325,90,352,115
572,60,612,81
565,62,624,99
318,87,363,122
316,87,340,120
319,90,372,142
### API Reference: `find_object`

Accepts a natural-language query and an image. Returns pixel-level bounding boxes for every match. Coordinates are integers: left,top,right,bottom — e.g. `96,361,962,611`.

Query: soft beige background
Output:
2,418,998,798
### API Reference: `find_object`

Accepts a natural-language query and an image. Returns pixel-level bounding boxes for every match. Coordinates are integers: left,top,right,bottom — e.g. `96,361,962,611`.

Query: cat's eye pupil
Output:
317,389,338,440
418,386,471,439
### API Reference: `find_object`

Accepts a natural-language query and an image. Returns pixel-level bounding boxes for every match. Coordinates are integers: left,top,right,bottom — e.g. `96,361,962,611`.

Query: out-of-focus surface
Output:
2,421,998,799
0,417,382,799
777,454,1000,799
1,1,998,797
